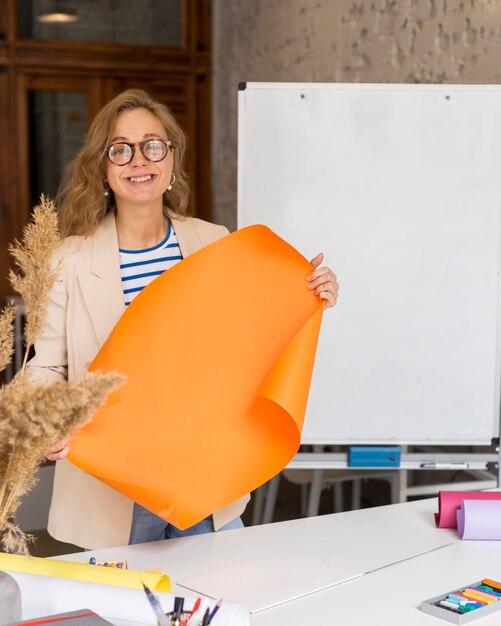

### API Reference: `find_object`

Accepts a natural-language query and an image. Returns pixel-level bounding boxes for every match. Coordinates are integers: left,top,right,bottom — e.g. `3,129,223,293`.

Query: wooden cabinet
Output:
0,0,212,298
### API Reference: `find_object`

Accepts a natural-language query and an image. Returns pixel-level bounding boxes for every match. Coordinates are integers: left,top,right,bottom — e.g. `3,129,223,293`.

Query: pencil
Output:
207,599,223,625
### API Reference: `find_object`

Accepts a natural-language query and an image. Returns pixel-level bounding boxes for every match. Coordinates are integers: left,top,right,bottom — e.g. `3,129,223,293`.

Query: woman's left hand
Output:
307,253,339,309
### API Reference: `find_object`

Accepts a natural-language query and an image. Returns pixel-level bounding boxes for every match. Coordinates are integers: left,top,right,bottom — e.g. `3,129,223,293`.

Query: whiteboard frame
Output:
238,82,501,448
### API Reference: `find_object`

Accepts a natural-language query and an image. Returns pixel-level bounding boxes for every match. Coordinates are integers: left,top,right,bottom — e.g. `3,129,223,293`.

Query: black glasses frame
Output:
106,139,172,166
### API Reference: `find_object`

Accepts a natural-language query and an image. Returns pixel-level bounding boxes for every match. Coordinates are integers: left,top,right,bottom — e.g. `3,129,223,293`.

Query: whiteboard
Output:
238,83,501,445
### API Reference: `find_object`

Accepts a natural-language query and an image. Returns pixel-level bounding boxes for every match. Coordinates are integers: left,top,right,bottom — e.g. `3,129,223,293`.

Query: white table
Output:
54,496,501,626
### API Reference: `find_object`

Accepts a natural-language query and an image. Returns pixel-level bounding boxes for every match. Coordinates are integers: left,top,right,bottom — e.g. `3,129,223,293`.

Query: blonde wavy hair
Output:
57,88,191,237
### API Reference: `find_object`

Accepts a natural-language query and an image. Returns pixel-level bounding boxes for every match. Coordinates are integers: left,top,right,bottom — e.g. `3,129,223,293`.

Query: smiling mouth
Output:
126,174,154,183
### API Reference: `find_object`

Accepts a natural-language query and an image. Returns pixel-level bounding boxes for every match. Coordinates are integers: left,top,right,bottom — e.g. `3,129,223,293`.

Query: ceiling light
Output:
37,2,79,24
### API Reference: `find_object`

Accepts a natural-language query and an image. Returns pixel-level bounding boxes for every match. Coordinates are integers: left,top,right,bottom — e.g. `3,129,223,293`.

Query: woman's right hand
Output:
44,437,71,461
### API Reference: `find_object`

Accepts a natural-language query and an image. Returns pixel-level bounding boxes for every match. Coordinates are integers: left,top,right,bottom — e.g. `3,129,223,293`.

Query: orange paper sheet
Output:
68,225,324,529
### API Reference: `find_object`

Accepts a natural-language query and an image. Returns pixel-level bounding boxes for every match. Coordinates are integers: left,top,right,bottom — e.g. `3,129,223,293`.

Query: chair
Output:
252,446,399,525
253,468,399,525
252,445,400,525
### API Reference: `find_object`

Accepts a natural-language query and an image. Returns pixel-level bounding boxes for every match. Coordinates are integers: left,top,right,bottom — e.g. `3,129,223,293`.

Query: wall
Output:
212,0,501,229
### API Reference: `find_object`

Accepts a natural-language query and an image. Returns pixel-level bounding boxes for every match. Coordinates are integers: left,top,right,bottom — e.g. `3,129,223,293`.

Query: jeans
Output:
128,502,244,545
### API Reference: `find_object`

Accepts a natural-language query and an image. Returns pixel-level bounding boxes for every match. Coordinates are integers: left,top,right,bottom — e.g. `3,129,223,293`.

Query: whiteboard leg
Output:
306,470,324,517
333,482,343,512
397,469,409,503
397,445,409,502
300,484,309,516
251,486,265,526
351,479,362,510
389,472,399,504
262,474,281,524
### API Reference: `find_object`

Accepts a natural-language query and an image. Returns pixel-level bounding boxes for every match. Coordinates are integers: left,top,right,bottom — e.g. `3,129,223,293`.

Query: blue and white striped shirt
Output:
119,221,183,306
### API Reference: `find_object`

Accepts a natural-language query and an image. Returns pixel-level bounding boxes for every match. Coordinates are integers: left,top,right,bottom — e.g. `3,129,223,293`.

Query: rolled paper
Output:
0,552,170,592
456,500,501,540
68,225,324,529
435,491,501,528
7,571,248,625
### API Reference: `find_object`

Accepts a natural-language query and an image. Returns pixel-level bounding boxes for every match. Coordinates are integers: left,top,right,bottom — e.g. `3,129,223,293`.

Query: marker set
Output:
421,578,501,623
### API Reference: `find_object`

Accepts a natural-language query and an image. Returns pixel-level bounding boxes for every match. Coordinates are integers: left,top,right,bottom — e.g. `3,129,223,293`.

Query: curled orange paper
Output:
68,225,323,529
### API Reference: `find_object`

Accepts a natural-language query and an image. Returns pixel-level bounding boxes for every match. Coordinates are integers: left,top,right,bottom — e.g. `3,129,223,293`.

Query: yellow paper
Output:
0,551,170,592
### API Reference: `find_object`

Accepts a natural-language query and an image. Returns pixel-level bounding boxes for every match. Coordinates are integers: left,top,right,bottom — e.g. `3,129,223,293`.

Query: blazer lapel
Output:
171,216,203,258
78,214,208,349
78,212,125,347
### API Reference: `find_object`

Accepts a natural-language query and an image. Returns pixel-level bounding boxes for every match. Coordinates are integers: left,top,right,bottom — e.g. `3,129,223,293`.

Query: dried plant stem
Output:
20,348,30,373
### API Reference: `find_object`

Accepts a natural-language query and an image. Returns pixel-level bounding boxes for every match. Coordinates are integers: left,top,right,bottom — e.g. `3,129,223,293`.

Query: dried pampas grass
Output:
0,305,15,373
0,372,123,554
8,195,61,371
0,197,124,554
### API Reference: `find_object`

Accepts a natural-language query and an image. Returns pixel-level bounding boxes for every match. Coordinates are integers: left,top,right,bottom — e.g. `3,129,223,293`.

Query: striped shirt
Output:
119,221,183,306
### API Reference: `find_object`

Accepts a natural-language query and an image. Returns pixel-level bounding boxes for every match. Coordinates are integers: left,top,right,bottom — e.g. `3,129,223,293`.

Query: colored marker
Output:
172,597,184,626
187,599,209,626
186,598,202,626
420,462,468,469
201,608,210,626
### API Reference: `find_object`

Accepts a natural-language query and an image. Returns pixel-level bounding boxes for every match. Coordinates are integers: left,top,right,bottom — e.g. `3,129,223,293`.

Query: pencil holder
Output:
165,610,193,625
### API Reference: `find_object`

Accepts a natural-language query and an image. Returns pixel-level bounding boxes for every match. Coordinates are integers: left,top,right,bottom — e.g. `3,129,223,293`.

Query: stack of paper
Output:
177,522,453,613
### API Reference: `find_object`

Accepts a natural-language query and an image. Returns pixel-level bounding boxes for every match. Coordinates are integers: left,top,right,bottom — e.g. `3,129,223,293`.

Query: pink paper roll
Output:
435,491,501,528
457,500,501,540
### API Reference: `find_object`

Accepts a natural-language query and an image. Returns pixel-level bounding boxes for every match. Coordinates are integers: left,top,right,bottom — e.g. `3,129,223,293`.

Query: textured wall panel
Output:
212,0,501,228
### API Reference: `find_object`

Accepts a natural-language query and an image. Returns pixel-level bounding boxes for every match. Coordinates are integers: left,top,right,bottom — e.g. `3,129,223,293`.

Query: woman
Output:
30,89,339,549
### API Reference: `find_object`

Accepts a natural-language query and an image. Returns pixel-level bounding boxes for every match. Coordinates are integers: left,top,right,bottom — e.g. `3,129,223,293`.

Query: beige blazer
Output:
29,212,250,549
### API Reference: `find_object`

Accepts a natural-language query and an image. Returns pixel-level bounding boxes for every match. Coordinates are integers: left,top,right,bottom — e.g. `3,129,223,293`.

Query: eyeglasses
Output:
106,138,172,166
